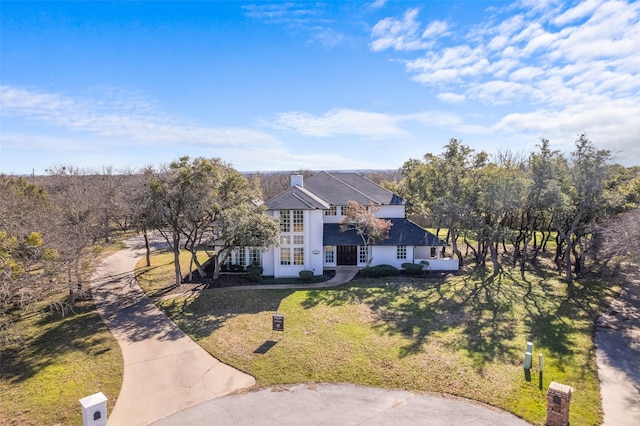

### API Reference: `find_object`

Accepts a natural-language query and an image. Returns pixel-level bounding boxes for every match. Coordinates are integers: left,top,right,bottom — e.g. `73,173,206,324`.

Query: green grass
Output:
145,262,617,426
0,300,123,426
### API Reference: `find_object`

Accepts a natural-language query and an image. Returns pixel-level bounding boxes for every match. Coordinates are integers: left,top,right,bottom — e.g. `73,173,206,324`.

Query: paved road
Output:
596,272,640,426
152,383,531,426
90,236,255,426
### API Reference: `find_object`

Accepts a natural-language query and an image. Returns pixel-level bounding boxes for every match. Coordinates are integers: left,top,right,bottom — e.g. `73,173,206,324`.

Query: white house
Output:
249,171,458,278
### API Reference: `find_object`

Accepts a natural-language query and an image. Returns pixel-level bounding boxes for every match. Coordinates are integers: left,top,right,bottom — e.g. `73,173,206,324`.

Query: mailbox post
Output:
79,392,107,426
546,382,574,426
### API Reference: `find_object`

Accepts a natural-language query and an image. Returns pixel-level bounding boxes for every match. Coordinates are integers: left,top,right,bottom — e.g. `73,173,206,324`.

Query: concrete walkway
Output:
159,266,361,302
90,236,255,426
596,271,640,426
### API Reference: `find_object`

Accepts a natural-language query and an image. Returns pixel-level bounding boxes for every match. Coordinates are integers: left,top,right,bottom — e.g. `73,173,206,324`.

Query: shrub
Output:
299,270,314,281
359,264,399,278
402,262,423,276
247,265,263,283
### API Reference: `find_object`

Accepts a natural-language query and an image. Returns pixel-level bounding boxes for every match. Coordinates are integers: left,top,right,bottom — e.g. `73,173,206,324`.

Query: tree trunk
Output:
212,252,221,280
488,240,501,275
143,231,151,267
450,228,464,268
172,230,182,286
564,234,574,296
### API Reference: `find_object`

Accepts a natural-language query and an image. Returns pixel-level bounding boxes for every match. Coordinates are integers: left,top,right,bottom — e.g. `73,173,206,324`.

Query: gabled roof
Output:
323,218,447,246
265,185,330,210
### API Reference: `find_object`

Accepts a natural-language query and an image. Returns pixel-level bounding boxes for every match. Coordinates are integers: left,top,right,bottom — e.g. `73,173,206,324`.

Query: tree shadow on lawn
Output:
159,289,295,341
300,267,614,372
1,302,114,384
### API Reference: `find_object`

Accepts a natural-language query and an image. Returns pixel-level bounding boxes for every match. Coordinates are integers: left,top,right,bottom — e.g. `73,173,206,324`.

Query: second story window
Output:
293,210,304,232
325,206,337,216
280,210,290,232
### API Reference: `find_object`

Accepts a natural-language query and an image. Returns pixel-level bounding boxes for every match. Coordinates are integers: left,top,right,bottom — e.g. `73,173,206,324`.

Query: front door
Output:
337,245,357,265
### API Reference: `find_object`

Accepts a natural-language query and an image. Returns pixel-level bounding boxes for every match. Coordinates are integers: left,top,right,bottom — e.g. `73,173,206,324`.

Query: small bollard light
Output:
539,353,543,372
524,352,533,370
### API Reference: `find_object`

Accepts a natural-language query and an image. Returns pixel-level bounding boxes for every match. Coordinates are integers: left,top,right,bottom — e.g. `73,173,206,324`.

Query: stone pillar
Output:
546,382,574,426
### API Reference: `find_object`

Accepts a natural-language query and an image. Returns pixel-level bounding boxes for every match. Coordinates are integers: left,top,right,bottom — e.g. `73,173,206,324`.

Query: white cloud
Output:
553,0,607,26
493,97,640,160
369,0,387,10
370,8,446,52
0,85,280,149
271,109,407,138
369,1,640,165
437,92,466,103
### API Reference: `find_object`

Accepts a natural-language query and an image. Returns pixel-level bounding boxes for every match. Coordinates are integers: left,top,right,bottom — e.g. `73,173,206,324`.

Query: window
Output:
294,247,304,265
359,246,369,264
293,210,304,232
280,210,290,232
325,206,337,216
325,246,335,263
236,248,246,267
280,248,291,265
280,209,304,267
249,248,261,266
397,245,407,260
430,247,437,258
280,235,291,245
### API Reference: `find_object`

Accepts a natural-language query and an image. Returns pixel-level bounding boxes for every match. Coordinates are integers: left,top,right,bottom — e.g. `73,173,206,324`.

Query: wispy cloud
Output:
270,108,407,138
268,108,465,138
242,2,343,48
0,85,279,148
370,8,448,52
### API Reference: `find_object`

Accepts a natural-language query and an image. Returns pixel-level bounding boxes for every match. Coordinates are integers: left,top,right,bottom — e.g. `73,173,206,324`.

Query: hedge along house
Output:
257,172,459,278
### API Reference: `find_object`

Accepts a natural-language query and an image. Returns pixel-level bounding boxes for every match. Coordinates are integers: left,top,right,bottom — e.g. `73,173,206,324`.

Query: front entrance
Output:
337,245,357,265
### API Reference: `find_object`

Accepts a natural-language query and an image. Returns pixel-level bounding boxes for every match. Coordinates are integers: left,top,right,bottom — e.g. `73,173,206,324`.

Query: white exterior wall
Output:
369,245,459,271
267,209,324,278
307,210,325,275
370,245,413,269
414,256,459,271
322,204,405,223
375,205,405,218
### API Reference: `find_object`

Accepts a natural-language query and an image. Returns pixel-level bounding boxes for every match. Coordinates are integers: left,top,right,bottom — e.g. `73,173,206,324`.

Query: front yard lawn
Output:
139,251,617,425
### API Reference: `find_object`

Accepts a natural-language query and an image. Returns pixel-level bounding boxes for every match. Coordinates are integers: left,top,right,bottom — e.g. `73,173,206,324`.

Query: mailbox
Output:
79,392,107,426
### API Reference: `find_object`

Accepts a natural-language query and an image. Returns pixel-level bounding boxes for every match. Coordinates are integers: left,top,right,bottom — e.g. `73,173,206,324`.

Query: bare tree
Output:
339,200,392,266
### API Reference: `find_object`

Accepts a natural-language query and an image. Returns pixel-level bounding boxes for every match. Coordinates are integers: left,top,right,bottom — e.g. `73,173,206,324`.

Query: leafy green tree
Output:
145,157,279,285
553,135,611,292
401,139,487,267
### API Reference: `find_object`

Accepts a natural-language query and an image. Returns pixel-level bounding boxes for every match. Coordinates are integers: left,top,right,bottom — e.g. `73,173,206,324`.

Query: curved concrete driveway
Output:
596,273,640,426
90,236,255,426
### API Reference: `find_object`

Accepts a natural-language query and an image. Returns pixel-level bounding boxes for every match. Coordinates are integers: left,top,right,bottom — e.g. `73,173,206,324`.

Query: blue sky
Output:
1,0,639,175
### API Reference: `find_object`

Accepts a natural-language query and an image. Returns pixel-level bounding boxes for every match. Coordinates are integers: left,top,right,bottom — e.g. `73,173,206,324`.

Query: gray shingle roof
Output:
264,171,407,210
323,219,447,246
303,171,406,207
265,186,330,210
